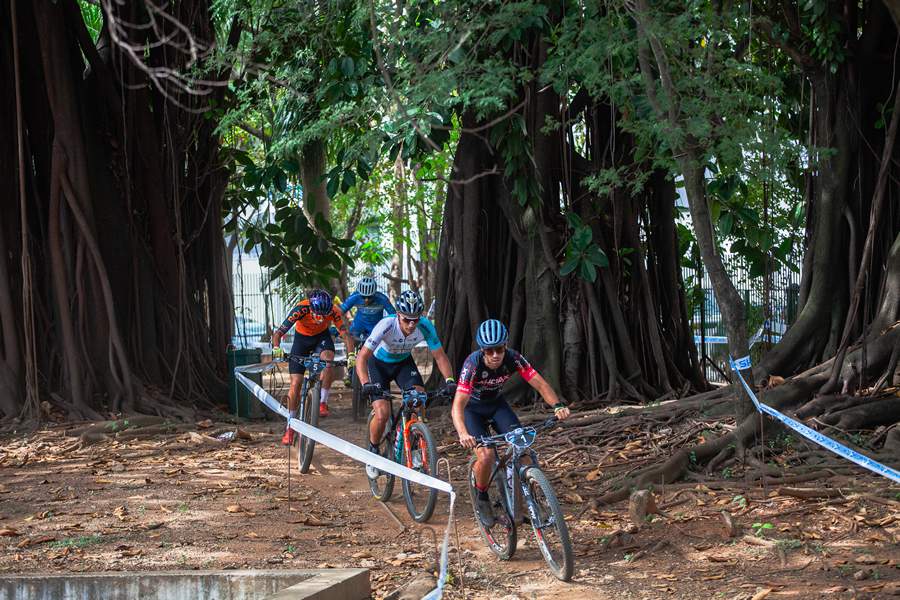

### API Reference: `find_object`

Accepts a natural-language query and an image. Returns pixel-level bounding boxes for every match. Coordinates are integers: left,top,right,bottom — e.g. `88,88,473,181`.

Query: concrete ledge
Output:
266,569,370,600
0,568,370,600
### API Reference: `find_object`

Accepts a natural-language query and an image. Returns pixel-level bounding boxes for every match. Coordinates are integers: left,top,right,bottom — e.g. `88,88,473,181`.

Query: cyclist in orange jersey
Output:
272,289,355,443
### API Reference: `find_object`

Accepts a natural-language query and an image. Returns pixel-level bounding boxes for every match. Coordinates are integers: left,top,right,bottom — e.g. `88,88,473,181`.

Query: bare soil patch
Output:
1,385,898,599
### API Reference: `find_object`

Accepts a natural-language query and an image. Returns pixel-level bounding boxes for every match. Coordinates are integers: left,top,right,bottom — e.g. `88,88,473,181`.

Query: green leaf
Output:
341,169,356,193
584,245,609,268
571,225,592,250
326,175,339,198
340,56,355,77
578,260,597,283
566,212,583,230
718,213,734,237
560,255,580,276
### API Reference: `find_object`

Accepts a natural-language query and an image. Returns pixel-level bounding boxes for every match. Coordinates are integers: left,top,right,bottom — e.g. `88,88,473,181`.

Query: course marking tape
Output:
235,362,455,598
729,357,900,484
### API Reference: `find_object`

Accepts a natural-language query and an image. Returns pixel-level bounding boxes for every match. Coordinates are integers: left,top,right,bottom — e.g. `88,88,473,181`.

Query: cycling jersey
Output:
276,299,346,337
364,315,442,363
457,348,537,402
340,292,396,336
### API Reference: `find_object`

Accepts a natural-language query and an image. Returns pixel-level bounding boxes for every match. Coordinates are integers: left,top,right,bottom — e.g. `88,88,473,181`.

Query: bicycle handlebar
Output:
369,386,449,405
475,416,559,447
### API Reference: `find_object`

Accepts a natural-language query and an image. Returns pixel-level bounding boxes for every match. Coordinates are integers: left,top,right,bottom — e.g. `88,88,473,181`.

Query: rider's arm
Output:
526,372,561,407
332,307,355,354
339,292,359,316
356,346,373,385
430,347,455,382
273,305,303,348
379,292,396,315
451,389,472,439
526,372,570,418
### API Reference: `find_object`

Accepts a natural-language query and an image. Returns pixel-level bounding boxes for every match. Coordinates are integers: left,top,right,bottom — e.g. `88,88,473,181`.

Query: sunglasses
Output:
399,315,420,325
483,345,506,356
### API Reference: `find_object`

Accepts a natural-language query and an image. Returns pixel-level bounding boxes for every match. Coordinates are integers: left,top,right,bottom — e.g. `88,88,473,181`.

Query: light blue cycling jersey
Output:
340,291,395,336
364,315,442,363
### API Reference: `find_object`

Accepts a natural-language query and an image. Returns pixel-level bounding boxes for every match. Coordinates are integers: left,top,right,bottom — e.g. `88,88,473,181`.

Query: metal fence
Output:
232,253,804,385
683,253,803,384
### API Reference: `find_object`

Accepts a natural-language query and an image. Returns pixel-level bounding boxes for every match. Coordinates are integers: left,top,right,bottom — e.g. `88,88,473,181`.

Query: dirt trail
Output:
1,385,898,599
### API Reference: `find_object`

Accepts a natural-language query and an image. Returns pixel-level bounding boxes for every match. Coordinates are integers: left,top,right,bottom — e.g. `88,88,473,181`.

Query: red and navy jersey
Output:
457,348,537,402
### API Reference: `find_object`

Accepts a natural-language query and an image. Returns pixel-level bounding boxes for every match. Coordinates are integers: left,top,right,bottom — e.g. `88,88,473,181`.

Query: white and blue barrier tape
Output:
694,321,782,346
729,356,900,484
235,362,456,599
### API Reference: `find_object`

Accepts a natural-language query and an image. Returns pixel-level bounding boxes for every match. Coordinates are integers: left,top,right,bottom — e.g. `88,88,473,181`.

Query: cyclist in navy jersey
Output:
451,319,571,526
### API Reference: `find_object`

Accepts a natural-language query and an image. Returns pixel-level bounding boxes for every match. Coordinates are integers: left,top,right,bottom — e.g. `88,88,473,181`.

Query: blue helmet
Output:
308,289,333,316
475,319,508,348
356,276,377,297
396,290,425,317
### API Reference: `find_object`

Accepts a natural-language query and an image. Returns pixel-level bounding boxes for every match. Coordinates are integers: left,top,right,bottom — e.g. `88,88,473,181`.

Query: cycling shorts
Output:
463,396,522,439
289,331,335,375
366,355,424,397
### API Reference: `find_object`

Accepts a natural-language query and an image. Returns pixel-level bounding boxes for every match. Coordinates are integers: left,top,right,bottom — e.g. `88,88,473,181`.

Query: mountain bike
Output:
468,417,574,581
366,388,445,523
283,354,346,474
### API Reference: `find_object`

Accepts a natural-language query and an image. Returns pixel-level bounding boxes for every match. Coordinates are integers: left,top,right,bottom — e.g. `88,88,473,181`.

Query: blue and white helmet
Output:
475,319,508,348
356,276,377,297
395,290,424,317
308,289,333,316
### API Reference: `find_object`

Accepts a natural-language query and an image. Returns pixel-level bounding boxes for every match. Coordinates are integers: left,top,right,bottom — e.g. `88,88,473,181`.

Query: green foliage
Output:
751,522,774,536
560,213,609,283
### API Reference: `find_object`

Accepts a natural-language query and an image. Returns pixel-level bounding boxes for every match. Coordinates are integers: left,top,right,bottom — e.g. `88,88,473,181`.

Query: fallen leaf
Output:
700,573,725,581
196,419,213,429
0,528,20,537
585,469,602,482
226,505,246,513
17,535,55,548
751,589,773,600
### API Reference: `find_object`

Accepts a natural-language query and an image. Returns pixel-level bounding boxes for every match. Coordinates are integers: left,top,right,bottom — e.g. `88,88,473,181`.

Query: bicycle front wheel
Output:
366,410,395,501
468,457,516,560
295,380,319,474
401,421,438,523
523,467,573,581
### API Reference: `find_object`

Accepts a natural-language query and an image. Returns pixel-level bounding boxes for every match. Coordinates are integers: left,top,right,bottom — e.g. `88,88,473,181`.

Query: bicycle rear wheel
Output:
468,457,516,560
295,380,319,474
366,410,395,501
402,421,438,523
523,467,573,581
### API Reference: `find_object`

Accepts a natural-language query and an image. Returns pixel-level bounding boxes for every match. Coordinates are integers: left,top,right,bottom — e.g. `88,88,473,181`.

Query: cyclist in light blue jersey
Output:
340,277,396,341
355,290,456,478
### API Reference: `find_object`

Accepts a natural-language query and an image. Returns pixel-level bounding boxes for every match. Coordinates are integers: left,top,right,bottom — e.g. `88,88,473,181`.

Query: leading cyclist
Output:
272,289,355,440
450,319,571,526
356,290,456,478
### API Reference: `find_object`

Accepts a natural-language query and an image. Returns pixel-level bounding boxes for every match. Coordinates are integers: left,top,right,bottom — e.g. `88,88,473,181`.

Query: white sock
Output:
320,389,330,405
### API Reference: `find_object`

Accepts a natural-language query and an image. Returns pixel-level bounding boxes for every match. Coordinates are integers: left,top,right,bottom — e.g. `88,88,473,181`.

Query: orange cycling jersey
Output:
276,299,346,337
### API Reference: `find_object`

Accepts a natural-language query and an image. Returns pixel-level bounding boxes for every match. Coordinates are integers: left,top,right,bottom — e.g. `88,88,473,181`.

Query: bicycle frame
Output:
281,355,345,414
480,421,557,529
381,390,429,468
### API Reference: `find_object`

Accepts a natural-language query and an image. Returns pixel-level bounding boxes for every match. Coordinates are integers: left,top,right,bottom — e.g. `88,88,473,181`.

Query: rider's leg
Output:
368,398,391,446
492,398,527,463
319,349,335,402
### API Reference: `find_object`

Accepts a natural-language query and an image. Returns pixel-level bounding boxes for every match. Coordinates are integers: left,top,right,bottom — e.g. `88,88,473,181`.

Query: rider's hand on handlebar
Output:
459,432,477,449
553,405,571,420
272,346,284,360
362,382,382,399
443,378,457,397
